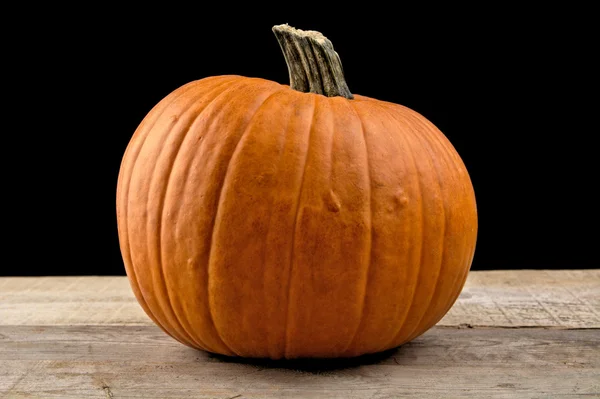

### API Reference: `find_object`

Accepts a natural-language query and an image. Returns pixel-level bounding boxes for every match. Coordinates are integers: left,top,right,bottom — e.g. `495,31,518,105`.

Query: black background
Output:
7,6,597,276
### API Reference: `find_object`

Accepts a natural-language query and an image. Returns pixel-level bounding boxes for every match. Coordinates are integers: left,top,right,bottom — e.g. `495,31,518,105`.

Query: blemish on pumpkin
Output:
170,115,179,123
324,190,341,212
255,173,271,186
386,188,409,212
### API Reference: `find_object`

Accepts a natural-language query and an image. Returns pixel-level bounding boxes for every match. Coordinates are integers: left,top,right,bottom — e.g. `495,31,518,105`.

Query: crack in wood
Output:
102,382,114,398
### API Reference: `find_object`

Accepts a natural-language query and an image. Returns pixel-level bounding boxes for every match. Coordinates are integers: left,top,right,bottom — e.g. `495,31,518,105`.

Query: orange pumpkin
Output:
116,24,477,359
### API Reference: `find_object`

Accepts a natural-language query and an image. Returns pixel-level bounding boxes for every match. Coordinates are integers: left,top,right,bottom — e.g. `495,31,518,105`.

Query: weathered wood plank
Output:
442,269,600,328
0,325,598,398
1,270,599,328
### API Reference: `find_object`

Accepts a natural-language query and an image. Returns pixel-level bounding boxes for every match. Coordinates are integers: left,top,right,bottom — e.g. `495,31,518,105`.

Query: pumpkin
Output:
116,24,477,359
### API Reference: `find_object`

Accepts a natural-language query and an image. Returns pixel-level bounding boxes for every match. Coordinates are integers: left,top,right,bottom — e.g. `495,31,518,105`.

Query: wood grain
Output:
1,326,598,398
1,270,599,398
1,270,598,328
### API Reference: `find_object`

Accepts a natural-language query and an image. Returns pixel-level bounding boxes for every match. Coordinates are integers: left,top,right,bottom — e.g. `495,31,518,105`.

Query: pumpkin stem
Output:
272,24,353,99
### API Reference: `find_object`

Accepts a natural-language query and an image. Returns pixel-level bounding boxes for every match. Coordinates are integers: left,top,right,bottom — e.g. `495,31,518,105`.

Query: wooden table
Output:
1,270,598,398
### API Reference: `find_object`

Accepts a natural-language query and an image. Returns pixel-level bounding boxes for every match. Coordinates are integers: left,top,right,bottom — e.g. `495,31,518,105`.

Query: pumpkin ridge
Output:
339,101,373,357
253,92,313,360
206,88,289,357
376,103,447,346
120,78,231,345
371,103,427,348
341,101,415,353
143,78,239,348
156,78,253,354
282,94,318,359
404,108,461,341
136,78,237,346
382,102,476,342
396,104,475,307
400,106,475,339
255,110,292,360
173,79,284,355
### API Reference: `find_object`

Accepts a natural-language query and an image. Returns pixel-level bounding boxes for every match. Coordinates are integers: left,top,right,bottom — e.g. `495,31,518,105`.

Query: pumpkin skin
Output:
116,74,477,359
